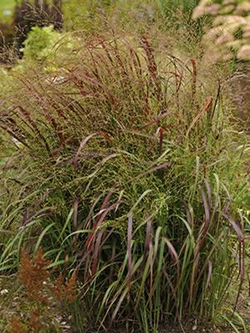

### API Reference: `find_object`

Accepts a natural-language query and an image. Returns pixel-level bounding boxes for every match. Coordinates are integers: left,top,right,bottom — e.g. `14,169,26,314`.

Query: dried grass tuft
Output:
8,316,28,333
18,249,50,303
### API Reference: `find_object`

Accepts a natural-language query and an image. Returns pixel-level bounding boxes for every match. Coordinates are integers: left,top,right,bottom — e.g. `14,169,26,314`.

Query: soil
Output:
107,323,233,333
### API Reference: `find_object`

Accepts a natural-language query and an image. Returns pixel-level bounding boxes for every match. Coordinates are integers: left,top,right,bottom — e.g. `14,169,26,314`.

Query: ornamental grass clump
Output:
0,31,248,331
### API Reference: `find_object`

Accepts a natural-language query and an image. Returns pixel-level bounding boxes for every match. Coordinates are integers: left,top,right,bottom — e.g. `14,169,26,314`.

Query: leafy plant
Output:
20,25,62,62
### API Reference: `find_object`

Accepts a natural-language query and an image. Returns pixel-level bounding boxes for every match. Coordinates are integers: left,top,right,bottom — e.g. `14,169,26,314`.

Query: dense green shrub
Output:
0,31,248,331
21,25,61,62
11,25,79,73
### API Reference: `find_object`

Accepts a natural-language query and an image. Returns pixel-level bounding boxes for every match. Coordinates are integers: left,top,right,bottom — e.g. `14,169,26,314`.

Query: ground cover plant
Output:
0,24,249,332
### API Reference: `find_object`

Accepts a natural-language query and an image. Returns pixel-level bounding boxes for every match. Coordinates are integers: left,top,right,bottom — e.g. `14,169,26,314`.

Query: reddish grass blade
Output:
205,260,213,291
222,212,245,310
91,230,104,278
129,162,172,183
128,45,143,79
164,70,183,94
73,132,98,171
222,212,244,242
204,179,212,211
0,123,31,149
86,200,121,253
164,238,180,284
16,76,66,147
188,183,215,309
186,96,213,137
17,106,51,154
22,207,53,227
201,188,211,229
141,35,158,81
137,112,169,130
43,95,67,120
188,185,214,306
